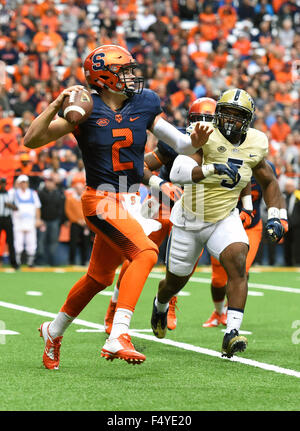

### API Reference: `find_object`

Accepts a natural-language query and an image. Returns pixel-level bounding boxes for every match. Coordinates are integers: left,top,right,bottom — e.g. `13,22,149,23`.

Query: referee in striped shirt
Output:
0,177,19,269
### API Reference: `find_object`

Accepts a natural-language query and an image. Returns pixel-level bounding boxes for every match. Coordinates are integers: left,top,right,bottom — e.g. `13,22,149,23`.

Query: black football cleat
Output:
151,297,168,339
221,329,248,358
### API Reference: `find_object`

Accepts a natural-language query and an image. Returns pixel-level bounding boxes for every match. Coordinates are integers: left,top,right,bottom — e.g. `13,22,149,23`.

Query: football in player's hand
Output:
62,88,93,124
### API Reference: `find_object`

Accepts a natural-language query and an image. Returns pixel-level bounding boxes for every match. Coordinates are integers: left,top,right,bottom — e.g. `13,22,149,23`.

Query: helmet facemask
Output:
117,64,144,97
188,113,214,124
214,106,252,143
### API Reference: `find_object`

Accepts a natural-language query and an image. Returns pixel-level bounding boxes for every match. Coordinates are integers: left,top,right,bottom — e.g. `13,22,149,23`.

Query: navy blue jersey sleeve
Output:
157,141,178,163
138,89,162,128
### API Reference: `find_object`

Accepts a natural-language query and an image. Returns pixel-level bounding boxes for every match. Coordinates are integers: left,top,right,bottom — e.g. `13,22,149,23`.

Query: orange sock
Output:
61,274,106,317
117,249,157,312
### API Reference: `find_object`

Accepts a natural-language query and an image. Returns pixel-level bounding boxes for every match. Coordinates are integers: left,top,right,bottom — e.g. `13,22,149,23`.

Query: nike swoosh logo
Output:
249,154,256,157
129,116,140,122
45,347,52,357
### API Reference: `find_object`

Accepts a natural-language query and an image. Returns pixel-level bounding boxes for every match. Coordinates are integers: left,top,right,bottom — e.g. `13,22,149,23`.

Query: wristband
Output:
241,195,253,211
148,175,164,190
202,164,215,178
279,208,287,219
267,207,280,219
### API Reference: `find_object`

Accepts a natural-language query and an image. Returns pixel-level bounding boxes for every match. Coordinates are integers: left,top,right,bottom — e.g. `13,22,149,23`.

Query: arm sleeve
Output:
169,155,199,185
152,117,196,155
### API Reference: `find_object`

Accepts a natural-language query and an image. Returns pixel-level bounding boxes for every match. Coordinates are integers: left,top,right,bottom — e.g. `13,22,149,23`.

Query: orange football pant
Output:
116,213,173,288
61,188,158,316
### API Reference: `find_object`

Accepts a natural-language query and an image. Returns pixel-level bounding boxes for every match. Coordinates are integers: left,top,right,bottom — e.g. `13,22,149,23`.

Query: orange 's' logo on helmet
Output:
84,45,144,97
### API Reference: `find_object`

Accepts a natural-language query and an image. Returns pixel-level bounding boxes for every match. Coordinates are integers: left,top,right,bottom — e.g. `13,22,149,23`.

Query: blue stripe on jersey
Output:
75,89,162,192
15,189,35,204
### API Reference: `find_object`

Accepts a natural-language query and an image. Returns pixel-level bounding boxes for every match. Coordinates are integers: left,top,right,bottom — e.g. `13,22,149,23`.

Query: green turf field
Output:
0,266,300,412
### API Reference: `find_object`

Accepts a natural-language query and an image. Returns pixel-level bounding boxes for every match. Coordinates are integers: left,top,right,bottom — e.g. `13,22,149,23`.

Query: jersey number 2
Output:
112,128,134,171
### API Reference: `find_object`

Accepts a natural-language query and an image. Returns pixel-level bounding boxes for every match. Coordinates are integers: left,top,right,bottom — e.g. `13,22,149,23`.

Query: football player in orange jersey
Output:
24,45,211,369
103,97,218,335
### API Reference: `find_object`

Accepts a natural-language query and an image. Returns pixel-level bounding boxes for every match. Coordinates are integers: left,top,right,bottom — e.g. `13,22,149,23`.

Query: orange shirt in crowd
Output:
32,30,63,53
41,14,59,33
0,119,21,135
218,5,237,31
14,156,34,177
19,2,41,18
270,122,291,142
274,92,295,106
65,189,85,223
170,89,196,107
13,64,30,82
0,132,19,156
38,1,60,17
233,38,251,56
198,12,219,41
190,51,208,69
157,64,175,83
63,66,86,84
213,52,228,69
116,1,138,24
274,69,293,83
272,0,287,13
268,54,284,74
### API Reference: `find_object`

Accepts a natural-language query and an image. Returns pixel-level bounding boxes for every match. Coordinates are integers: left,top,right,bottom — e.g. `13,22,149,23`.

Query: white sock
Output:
109,308,133,339
16,253,21,265
225,308,244,334
27,255,35,266
214,299,225,315
111,284,119,303
155,296,169,313
49,312,74,338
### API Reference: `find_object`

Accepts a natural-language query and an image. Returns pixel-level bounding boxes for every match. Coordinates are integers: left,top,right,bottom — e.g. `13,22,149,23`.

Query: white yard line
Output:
148,273,300,294
0,300,300,379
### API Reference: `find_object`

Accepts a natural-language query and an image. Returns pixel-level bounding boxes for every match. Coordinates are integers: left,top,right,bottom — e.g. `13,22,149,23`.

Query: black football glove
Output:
266,218,284,243
213,162,238,182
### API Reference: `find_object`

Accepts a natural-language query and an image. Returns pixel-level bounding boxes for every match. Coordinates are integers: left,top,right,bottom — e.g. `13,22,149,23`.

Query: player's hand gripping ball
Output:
62,88,93,124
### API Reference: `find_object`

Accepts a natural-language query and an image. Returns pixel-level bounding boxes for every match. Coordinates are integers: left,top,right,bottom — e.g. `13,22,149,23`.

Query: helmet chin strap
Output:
219,126,245,146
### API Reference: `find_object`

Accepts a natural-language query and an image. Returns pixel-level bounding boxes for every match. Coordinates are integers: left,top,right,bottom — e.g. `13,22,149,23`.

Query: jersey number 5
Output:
221,158,243,189
112,128,134,171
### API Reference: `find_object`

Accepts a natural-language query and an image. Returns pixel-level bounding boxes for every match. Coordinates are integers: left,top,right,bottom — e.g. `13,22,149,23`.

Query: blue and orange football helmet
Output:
84,45,144,97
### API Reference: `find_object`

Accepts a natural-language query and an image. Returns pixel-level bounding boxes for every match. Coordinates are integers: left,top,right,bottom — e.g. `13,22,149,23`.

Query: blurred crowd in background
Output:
0,0,299,268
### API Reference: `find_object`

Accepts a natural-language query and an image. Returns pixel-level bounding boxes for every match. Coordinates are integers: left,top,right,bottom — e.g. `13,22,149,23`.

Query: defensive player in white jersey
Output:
151,88,286,358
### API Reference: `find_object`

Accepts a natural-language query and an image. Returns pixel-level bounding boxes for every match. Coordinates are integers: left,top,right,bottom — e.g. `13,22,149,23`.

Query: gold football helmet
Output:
213,89,255,141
